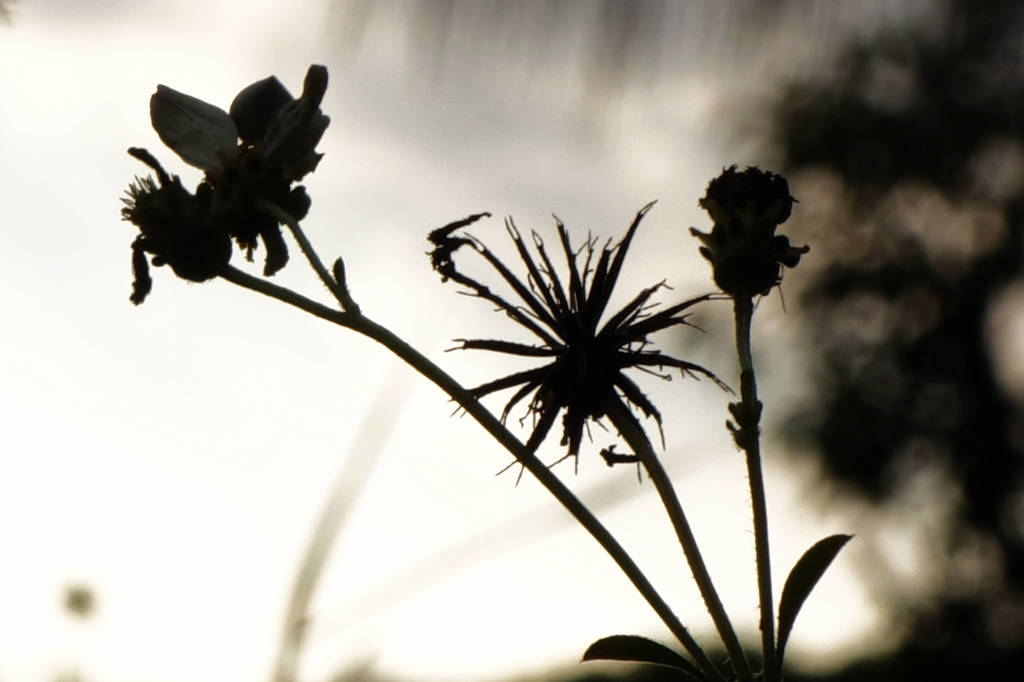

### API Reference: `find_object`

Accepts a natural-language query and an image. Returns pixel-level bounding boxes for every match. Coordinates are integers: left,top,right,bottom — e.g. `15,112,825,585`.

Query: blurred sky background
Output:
0,2,961,682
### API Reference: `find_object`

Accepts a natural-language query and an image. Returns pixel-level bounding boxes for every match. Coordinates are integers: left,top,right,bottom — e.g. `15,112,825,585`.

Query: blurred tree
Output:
770,0,1024,678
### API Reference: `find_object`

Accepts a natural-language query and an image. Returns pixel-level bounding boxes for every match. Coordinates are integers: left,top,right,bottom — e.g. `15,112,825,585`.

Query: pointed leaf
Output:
151,85,237,173
582,635,705,681
777,534,853,666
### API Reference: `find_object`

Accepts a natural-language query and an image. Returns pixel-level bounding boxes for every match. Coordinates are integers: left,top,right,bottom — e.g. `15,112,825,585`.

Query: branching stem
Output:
258,200,361,313
217,265,725,682
606,398,753,682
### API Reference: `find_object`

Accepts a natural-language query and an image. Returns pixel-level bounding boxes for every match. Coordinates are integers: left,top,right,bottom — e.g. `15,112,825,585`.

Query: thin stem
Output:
257,200,361,313
733,296,776,682
606,398,754,682
217,265,725,682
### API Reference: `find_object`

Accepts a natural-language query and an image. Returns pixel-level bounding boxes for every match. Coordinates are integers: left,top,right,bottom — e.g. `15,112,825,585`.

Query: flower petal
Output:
229,75,293,143
262,65,330,180
150,85,238,173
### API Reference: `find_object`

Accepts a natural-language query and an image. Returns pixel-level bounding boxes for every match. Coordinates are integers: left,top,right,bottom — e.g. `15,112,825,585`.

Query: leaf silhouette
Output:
776,534,853,666
582,634,706,681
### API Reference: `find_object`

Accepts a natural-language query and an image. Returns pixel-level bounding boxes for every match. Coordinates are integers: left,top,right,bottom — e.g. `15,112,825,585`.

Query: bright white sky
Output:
0,2,940,681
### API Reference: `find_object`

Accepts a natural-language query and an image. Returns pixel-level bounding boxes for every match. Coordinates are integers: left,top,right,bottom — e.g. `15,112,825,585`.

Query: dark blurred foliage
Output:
771,0,1024,678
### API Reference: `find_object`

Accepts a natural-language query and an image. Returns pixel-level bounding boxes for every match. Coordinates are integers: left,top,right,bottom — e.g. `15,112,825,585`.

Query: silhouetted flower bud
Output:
121,148,231,304
690,165,809,299
121,66,331,294
148,65,330,186
284,186,312,222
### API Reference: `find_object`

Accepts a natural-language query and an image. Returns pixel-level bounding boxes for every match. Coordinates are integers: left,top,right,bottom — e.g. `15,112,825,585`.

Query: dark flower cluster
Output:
690,166,808,299
429,204,726,468
121,65,330,304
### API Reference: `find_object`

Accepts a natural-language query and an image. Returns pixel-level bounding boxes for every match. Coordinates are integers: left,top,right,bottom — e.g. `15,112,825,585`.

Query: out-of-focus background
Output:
2,1,1023,681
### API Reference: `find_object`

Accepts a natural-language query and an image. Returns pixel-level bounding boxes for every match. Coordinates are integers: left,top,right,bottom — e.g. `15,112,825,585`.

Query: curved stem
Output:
257,200,360,313
606,398,753,682
733,296,776,682
217,265,725,682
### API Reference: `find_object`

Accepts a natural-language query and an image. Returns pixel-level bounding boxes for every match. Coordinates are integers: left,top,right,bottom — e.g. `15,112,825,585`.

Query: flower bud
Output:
122,148,232,303
690,166,809,299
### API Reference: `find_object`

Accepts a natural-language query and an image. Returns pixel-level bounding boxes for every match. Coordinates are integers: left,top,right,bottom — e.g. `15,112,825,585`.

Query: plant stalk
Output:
218,265,726,682
258,200,361,313
606,398,754,682
733,296,776,682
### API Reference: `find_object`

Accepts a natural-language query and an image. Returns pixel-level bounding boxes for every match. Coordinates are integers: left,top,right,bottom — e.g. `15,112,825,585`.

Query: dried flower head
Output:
429,203,726,469
121,65,330,303
121,148,231,305
690,166,809,299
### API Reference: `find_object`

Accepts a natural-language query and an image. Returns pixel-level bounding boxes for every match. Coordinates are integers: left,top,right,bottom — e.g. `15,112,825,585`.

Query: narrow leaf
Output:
582,635,705,681
776,534,853,666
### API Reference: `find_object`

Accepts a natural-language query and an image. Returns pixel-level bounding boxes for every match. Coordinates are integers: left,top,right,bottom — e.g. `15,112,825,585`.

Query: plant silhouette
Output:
120,64,847,682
